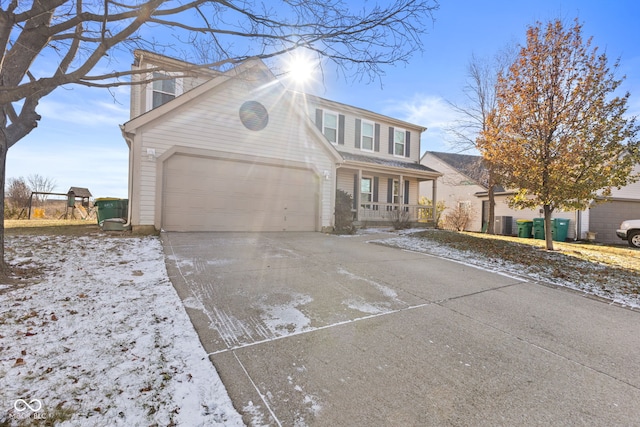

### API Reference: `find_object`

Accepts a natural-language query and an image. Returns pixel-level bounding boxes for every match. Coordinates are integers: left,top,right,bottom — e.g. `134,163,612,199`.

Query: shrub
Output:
334,189,356,234
388,208,411,230
442,201,474,231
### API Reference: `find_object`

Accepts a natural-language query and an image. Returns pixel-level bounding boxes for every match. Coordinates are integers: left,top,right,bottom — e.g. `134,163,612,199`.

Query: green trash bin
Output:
552,218,570,242
516,220,533,238
532,218,545,240
94,198,127,224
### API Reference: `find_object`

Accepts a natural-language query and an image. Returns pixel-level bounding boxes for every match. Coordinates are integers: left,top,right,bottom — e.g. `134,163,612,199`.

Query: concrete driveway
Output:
162,231,640,426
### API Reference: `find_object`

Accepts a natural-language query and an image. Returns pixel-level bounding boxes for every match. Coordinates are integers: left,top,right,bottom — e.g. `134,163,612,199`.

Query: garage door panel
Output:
162,155,318,232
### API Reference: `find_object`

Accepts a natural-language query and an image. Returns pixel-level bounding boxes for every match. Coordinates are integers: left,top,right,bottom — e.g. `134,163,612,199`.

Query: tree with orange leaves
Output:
480,19,639,250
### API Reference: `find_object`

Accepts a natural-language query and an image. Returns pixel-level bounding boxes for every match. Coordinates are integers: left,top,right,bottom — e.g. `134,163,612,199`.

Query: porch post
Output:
399,174,404,210
356,169,362,221
432,179,438,224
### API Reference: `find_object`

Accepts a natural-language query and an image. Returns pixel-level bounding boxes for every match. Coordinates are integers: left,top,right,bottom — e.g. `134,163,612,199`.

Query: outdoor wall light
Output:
323,170,330,180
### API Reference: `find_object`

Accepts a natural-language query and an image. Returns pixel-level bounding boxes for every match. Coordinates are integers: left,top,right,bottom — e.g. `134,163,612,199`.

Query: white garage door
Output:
162,155,318,232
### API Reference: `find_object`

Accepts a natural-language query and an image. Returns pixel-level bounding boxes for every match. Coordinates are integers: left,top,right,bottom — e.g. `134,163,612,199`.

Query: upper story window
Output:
147,71,183,111
323,111,338,144
388,126,410,158
361,120,374,151
394,129,406,156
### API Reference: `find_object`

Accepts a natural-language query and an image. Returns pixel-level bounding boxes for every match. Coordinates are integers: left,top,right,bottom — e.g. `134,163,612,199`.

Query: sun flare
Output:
285,52,317,85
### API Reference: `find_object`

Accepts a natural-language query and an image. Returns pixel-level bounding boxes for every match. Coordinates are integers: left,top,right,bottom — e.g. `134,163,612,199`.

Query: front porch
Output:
335,153,441,228
354,202,436,228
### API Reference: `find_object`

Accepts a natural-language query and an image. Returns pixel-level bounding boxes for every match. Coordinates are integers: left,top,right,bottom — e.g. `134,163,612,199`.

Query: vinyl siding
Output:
307,101,422,165
129,69,334,229
492,199,579,240
609,164,640,199
420,153,485,231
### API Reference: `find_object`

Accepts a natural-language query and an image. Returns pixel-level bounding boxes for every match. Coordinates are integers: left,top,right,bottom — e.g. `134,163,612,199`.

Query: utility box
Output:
494,216,513,236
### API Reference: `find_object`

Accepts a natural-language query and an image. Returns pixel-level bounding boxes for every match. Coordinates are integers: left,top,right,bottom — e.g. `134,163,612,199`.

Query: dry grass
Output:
455,231,640,274
367,229,639,306
405,229,640,300
4,219,100,236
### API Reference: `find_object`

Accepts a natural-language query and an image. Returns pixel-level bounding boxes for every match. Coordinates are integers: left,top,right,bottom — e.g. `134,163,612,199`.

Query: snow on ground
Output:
1,228,637,425
0,235,244,426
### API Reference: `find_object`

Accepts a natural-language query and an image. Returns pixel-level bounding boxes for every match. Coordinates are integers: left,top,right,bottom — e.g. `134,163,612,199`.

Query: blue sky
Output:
7,0,640,199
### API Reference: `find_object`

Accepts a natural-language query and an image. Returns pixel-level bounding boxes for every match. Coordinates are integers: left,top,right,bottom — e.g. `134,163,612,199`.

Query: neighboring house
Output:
121,50,440,233
420,151,584,240
588,164,640,244
419,152,490,232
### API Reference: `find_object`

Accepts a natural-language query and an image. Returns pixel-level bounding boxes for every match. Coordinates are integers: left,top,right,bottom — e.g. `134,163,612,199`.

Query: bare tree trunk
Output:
543,204,554,250
486,185,495,234
0,136,8,278
486,168,497,234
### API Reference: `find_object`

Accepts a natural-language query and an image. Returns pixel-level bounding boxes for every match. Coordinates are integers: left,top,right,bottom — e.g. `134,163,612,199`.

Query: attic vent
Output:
239,101,269,131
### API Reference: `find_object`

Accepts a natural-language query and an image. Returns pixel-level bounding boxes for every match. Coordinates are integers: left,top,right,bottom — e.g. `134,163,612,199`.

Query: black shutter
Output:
353,174,358,210
387,178,393,203
388,126,394,154
355,119,361,149
373,177,379,202
404,180,410,204
373,177,379,211
405,131,411,158
315,109,323,132
338,114,345,145
374,124,380,152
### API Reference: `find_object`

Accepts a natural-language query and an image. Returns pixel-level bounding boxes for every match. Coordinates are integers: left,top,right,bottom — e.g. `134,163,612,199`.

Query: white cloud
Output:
37,97,129,127
382,95,476,155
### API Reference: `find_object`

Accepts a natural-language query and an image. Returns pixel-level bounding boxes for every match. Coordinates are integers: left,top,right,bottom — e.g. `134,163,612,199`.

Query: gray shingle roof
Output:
428,151,505,192
339,152,439,174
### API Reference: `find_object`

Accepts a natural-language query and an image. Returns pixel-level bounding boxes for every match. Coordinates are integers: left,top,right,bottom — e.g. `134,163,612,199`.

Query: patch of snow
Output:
207,259,233,267
337,267,398,299
1,235,244,426
258,293,312,335
344,299,389,314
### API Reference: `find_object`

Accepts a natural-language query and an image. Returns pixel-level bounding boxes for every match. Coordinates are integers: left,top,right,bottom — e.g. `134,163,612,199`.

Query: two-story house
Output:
121,50,440,233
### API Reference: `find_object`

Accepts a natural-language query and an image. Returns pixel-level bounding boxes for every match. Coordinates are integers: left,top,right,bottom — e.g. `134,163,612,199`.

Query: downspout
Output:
119,125,134,229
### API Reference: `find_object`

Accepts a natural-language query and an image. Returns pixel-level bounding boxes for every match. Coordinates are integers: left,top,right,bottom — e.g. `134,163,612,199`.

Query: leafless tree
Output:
0,0,439,275
447,47,515,234
5,177,31,208
27,174,56,203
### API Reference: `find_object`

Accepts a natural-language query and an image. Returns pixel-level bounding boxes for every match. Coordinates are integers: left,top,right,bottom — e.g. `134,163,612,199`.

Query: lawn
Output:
1,221,242,426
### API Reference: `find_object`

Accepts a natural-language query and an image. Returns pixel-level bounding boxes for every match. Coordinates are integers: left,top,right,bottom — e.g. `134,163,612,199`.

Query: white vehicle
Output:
616,219,640,248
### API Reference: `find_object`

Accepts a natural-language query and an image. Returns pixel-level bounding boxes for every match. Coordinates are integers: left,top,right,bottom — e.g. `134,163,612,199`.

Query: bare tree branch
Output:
0,0,439,274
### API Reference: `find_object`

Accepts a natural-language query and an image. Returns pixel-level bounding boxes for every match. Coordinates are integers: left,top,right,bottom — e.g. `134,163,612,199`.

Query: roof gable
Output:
425,151,507,192
427,151,488,187
124,58,279,131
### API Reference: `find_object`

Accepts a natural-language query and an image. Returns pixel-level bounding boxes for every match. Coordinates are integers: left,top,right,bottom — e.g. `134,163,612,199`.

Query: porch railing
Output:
356,203,434,223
